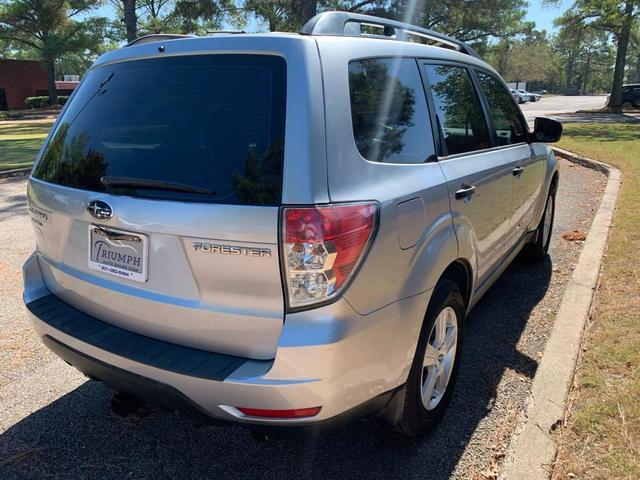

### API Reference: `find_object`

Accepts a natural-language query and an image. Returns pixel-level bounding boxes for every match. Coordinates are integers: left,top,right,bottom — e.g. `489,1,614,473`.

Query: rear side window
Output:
423,64,490,156
33,54,286,206
348,58,434,164
475,70,528,146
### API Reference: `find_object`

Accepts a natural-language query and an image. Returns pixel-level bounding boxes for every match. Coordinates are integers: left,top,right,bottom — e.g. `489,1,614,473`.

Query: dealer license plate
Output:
88,225,148,282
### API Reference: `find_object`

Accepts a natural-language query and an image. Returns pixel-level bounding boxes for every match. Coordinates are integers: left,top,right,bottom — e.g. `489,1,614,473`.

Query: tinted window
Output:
424,64,490,156
349,58,434,163
476,70,528,146
34,55,286,206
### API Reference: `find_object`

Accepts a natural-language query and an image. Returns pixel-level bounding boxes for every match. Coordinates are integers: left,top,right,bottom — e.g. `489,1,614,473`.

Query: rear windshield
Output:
33,54,286,206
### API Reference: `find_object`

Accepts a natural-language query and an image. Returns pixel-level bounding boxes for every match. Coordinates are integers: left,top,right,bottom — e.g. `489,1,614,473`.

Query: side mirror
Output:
532,117,562,143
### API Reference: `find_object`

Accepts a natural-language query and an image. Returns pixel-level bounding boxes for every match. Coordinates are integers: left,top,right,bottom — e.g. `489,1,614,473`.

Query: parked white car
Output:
510,88,529,104
517,89,542,102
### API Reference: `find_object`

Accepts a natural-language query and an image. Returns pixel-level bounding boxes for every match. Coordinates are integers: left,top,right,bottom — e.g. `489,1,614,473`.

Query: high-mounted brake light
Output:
282,202,377,309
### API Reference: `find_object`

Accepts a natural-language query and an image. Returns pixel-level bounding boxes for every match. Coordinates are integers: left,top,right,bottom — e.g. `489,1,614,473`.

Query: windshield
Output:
33,54,287,206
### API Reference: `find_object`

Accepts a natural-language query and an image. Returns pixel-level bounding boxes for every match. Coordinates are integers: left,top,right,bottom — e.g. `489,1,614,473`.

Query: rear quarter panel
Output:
316,38,475,316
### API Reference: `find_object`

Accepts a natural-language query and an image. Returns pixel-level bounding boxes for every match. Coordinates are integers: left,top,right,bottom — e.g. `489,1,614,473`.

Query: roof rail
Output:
300,11,481,59
127,34,195,47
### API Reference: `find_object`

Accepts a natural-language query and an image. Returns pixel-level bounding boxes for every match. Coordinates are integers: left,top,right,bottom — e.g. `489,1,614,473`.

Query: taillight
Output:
282,202,378,309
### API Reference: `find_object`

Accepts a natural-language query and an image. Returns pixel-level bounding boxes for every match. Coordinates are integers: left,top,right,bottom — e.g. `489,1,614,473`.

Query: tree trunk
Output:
498,42,511,74
566,55,575,90
300,0,317,26
123,0,137,43
566,29,582,91
582,51,592,94
46,60,58,106
608,0,635,112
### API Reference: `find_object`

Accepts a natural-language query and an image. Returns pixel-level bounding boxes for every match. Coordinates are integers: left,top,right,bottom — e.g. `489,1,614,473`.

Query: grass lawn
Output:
0,108,60,121
0,121,54,171
552,122,640,479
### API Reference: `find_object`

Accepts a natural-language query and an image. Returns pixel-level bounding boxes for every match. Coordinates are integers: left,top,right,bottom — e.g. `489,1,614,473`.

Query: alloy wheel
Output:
420,306,458,411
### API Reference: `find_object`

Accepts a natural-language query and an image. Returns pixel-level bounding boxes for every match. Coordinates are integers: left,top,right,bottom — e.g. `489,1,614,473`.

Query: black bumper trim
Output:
43,335,229,426
27,294,247,382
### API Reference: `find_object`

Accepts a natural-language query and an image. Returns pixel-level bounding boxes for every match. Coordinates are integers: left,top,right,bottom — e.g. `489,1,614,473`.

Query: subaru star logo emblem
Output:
87,200,113,220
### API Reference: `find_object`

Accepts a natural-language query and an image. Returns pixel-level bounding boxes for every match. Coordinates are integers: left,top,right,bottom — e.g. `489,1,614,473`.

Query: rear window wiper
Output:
100,176,216,195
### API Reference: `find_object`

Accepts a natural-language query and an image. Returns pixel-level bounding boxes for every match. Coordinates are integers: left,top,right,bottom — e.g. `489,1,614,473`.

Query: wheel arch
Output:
534,164,559,228
529,145,560,231
439,259,473,310
550,169,559,196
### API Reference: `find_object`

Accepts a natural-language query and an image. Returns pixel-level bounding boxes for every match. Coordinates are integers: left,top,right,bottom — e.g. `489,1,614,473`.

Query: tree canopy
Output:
1,0,639,107
0,0,106,103
547,0,640,110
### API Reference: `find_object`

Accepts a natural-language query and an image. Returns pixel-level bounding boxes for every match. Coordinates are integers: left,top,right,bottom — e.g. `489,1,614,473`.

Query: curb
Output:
502,148,621,479
0,167,31,179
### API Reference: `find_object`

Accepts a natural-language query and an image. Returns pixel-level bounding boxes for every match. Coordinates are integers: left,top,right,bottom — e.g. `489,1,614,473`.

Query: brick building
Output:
0,59,79,110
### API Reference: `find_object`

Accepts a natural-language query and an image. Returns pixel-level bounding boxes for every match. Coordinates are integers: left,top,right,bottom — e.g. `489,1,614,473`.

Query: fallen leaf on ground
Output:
549,418,563,433
562,230,587,242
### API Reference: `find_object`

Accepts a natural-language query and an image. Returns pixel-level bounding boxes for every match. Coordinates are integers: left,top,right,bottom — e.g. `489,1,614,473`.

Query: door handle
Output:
512,166,525,177
455,183,476,200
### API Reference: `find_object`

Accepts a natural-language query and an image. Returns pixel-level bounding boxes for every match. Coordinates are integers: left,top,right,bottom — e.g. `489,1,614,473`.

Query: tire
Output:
396,279,465,438
523,190,555,261
517,97,523,104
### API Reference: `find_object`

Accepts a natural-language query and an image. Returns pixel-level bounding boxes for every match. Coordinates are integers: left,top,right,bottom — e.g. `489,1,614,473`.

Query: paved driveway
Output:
0,163,606,479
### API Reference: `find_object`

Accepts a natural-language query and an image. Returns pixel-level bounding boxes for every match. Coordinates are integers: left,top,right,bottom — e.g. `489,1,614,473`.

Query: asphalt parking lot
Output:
519,94,607,124
0,159,606,479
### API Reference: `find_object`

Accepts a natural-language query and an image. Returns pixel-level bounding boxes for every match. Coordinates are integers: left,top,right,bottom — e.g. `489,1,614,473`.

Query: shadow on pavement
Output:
0,197,27,220
554,111,640,125
0,255,551,480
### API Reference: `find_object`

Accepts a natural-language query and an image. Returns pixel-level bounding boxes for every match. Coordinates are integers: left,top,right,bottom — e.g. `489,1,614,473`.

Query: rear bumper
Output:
23,251,430,429
42,334,400,436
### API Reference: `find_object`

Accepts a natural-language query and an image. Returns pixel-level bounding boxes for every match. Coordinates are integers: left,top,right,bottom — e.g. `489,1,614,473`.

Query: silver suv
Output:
23,12,561,438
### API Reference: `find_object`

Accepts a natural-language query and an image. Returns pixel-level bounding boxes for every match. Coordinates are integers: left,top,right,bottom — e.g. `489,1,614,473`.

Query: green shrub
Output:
25,96,48,109
25,95,69,109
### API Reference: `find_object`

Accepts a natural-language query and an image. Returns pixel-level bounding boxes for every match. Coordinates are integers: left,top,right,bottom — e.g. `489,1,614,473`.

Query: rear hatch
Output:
28,52,287,360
